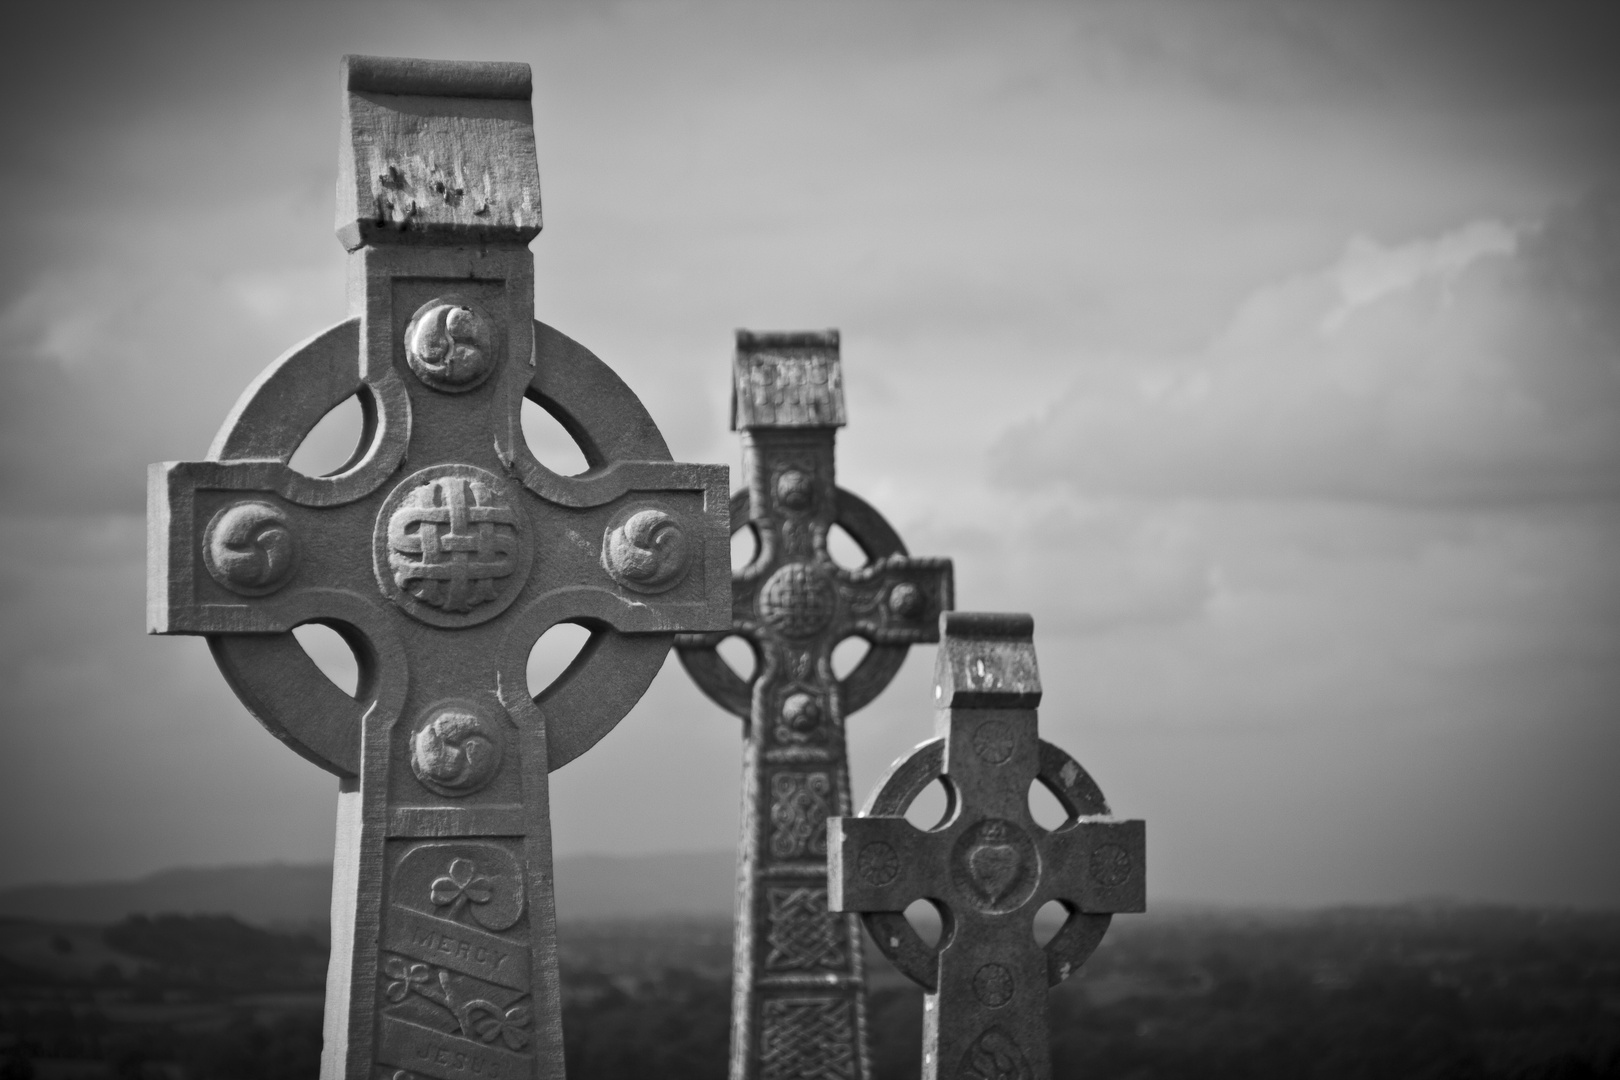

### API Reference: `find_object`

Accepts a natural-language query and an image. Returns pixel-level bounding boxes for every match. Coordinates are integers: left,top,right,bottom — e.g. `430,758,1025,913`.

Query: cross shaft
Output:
677,331,952,1080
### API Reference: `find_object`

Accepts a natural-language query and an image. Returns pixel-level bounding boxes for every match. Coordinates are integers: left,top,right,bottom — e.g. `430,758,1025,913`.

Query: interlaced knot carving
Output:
758,998,856,1080
765,886,846,971
388,475,519,613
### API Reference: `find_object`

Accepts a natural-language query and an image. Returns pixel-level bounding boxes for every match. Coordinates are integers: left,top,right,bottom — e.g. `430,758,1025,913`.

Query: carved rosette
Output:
373,465,532,628
855,841,899,888
972,964,1015,1009
1090,843,1134,888
972,720,1017,765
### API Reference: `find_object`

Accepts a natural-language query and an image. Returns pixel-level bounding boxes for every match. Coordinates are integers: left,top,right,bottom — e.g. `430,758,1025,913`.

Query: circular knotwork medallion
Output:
374,465,532,628
757,562,836,639
403,297,501,393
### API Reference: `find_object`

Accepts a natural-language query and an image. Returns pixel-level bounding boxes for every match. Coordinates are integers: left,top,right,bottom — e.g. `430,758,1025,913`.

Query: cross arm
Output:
827,815,947,913
835,554,953,646
1041,819,1146,915
502,462,730,637
827,735,952,991
147,460,384,636
826,487,953,648
149,313,412,638
827,814,951,993
1024,738,1146,985
1024,738,1145,916
503,317,732,635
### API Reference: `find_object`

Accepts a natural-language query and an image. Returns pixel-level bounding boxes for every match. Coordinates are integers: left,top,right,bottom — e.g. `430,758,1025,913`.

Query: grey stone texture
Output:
147,55,731,1080
829,613,1146,1080
677,330,954,1080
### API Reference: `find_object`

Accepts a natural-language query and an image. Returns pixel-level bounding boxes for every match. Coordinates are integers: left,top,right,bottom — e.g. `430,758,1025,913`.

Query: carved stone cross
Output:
676,331,953,1080
147,56,729,1080
829,613,1145,1080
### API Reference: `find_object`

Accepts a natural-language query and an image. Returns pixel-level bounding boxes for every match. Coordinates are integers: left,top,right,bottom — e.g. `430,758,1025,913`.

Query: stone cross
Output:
147,56,730,1080
676,330,953,1080
828,613,1145,1080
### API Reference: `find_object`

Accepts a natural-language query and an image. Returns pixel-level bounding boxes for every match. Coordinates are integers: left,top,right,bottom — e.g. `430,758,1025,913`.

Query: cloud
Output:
994,188,1620,507
3,0,1619,905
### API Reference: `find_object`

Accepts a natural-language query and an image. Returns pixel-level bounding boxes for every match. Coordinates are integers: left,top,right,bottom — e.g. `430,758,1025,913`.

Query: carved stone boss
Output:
146,57,729,1080
829,613,1145,1080
677,331,953,1080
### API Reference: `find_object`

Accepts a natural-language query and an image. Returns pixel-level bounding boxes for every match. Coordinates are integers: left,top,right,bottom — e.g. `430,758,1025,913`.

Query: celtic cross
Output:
147,57,729,1079
676,330,953,1080
829,613,1145,1080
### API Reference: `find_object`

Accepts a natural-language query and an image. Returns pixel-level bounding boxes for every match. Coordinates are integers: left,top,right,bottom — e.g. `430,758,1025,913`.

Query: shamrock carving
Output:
383,957,430,1003
460,999,532,1050
431,858,493,920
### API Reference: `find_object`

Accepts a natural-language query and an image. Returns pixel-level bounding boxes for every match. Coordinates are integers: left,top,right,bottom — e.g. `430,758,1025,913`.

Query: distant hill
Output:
0,851,737,927
0,863,333,927
555,850,736,920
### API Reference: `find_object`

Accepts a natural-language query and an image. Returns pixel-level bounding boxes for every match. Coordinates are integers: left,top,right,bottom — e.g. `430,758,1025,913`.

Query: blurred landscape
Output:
1,860,1616,1079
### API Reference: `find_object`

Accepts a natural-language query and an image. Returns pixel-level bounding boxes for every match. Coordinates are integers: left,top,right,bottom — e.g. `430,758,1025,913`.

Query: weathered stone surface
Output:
829,613,1145,1080
677,330,953,1080
147,55,730,1079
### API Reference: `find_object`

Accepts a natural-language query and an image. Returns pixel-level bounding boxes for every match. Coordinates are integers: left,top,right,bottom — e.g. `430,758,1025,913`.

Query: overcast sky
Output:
2,0,1617,907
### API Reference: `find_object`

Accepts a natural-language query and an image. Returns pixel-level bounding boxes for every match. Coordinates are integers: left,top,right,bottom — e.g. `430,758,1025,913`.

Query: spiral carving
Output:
601,508,690,594
410,705,504,797
404,298,498,392
203,502,295,596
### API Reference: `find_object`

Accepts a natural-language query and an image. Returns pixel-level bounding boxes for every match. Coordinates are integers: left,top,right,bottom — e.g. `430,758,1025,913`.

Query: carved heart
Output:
969,843,1021,903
